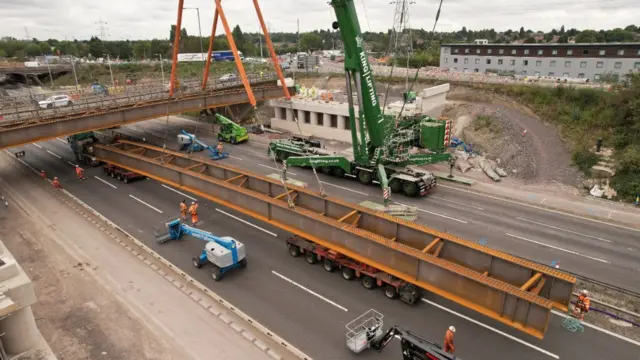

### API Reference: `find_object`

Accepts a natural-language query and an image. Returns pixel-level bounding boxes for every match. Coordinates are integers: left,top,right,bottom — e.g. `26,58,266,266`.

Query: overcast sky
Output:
1,0,639,41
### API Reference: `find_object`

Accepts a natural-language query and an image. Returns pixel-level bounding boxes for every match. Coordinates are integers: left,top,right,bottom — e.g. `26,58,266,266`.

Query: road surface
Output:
7,131,640,360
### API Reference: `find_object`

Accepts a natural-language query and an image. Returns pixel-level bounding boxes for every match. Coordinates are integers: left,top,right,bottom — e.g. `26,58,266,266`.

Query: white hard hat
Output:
192,202,195,205
76,164,79,167
581,289,588,295
449,326,456,333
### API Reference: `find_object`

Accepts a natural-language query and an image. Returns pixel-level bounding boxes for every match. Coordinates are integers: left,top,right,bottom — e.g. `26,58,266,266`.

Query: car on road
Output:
38,95,73,109
219,74,237,83
280,62,291,70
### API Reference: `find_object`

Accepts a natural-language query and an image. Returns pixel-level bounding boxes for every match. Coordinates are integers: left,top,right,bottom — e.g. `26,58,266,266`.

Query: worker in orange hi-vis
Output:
40,170,47,179
75,165,85,180
572,290,591,320
216,143,224,154
52,177,62,189
179,200,188,221
443,326,455,355
188,201,199,227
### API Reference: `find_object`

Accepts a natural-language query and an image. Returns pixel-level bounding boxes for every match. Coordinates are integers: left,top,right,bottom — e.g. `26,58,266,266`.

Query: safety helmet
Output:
449,326,456,333
54,177,58,180
192,202,195,205
76,164,79,167
581,290,588,296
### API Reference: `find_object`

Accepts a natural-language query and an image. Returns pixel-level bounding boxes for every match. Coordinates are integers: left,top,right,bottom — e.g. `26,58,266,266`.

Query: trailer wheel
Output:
362,276,376,290
231,137,237,145
389,178,402,193
192,257,203,268
321,167,331,175
323,259,335,272
357,170,373,185
331,167,345,178
288,244,301,257
305,251,318,264
124,177,129,184
110,171,116,178
402,181,419,197
218,134,223,141
384,285,398,299
239,258,248,268
341,267,355,281
211,267,223,281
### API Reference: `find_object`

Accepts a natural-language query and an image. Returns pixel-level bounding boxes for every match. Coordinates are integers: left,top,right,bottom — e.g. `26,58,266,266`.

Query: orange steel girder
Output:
169,0,185,97
202,9,220,90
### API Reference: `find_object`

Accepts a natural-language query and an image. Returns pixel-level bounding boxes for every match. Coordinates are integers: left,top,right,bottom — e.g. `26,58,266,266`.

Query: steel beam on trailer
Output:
93,140,578,339
0,84,292,149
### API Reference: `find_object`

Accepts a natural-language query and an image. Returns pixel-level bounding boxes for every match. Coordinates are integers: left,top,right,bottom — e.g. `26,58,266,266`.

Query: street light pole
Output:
70,57,79,91
184,7,206,73
45,55,54,87
157,53,165,84
106,54,115,88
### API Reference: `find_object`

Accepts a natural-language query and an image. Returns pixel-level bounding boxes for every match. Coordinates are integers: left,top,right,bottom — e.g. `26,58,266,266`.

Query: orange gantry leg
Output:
169,0,185,97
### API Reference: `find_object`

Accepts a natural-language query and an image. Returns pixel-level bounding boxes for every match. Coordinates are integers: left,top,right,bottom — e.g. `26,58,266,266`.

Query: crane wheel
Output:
323,259,335,272
231,137,237,144
357,170,373,185
192,257,203,268
331,167,345,178
362,276,377,290
211,266,223,281
321,167,332,175
384,285,398,299
341,267,355,281
218,134,223,141
402,181,419,197
305,251,318,264
389,179,402,193
288,244,301,257
239,258,248,268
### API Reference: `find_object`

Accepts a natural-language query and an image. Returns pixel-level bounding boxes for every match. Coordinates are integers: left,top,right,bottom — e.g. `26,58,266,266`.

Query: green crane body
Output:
268,0,451,199
215,114,249,144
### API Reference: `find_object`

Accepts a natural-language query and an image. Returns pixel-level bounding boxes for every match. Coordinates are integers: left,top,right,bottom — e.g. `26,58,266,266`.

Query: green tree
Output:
88,37,105,58
24,43,42,57
133,41,151,59
300,33,323,51
518,26,525,39
523,37,536,44
604,28,634,42
232,25,246,53
0,49,7,58
574,30,604,43
169,25,188,43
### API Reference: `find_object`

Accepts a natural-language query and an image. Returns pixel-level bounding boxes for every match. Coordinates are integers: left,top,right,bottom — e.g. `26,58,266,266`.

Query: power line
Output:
95,19,110,40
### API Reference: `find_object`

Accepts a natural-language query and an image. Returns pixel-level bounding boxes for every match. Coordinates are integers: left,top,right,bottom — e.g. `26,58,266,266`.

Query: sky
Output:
1,0,639,41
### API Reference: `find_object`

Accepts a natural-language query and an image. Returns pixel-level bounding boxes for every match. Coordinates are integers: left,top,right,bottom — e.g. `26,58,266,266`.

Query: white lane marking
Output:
228,155,244,161
505,233,610,263
94,176,117,189
161,184,197,202
320,181,368,196
244,149,267,157
128,194,164,214
46,150,61,159
272,271,348,312
127,127,144,133
215,208,277,237
32,143,42,149
438,183,640,233
516,217,612,243
67,161,77,167
551,310,640,347
395,202,468,224
259,163,297,175
429,195,484,210
56,138,66,143
422,298,559,359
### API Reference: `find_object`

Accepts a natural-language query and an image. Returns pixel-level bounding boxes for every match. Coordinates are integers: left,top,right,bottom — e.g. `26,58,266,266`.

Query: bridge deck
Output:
94,140,577,339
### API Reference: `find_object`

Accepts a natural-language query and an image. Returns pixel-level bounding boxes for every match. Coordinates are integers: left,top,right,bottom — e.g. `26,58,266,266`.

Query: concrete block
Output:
208,307,221,316
253,339,269,352
242,331,256,343
218,313,232,324
189,293,199,302
164,275,174,283
267,349,283,360
150,264,159,271
157,270,166,276
230,322,243,332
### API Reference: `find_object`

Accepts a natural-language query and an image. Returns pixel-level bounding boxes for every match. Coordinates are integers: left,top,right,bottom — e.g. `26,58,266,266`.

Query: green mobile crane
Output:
215,113,249,144
267,0,451,199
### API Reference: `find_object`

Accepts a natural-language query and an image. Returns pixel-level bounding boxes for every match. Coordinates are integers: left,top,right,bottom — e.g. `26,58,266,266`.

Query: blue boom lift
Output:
156,219,247,281
177,130,229,160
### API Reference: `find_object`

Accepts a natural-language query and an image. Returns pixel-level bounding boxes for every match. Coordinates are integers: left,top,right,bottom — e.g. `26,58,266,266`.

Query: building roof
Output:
441,42,640,47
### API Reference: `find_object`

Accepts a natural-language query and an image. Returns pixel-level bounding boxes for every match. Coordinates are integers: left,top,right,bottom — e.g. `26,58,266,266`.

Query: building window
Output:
534,71,540,77
475,58,480,64
635,62,640,69
464,58,469,64
474,68,479,72
599,50,605,56
552,49,558,55
487,49,493,54
523,60,529,66
614,62,622,68
582,49,589,55
486,59,492,64
550,60,556,67
565,61,571,67
499,49,504,54
580,61,587,68
536,60,542,66
594,74,601,81
330,114,338,128
453,49,459,54
612,73,619,81
563,72,569,78
510,59,515,65
476,49,481,54
511,49,517,55
444,48,449,53
578,73,585,78
537,49,543,55
498,59,503,65
444,58,448,63
567,49,573,55
521,70,527,75
549,72,555,76
596,61,603,68
524,49,530,55
617,49,624,55
453,58,458,63
465,48,470,53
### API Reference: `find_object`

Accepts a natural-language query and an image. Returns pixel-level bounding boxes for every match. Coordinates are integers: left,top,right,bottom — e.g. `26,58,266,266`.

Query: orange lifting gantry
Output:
170,0,291,103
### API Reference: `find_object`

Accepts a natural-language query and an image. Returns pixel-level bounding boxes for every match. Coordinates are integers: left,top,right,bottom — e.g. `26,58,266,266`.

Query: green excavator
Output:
267,0,451,200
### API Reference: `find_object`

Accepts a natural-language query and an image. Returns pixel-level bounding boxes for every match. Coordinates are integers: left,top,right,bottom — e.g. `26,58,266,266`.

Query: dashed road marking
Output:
161,184,197,202
259,164,296,175
395,202,468,224
129,194,164,214
228,155,244,160
46,150,61,159
94,176,117,189
429,195,484,210
56,138,66,143
516,217,611,243
215,208,277,237
321,181,368,196
272,271,348,312
505,233,610,263
32,143,42,149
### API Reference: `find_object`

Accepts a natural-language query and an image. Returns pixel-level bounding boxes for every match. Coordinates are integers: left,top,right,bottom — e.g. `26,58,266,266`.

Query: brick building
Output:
439,42,640,82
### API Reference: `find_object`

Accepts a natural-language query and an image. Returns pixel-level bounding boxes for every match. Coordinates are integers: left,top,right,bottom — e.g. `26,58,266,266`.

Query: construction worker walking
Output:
188,201,199,227
180,200,188,221
75,165,85,180
572,290,591,320
443,326,455,355
52,177,62,189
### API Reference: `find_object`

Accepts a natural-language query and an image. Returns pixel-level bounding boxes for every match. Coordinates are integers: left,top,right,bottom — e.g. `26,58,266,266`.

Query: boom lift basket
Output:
346,309,384,353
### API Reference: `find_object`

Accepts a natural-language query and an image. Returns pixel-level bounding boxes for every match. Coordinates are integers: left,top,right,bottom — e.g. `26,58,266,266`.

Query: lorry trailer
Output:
103,164,146,183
